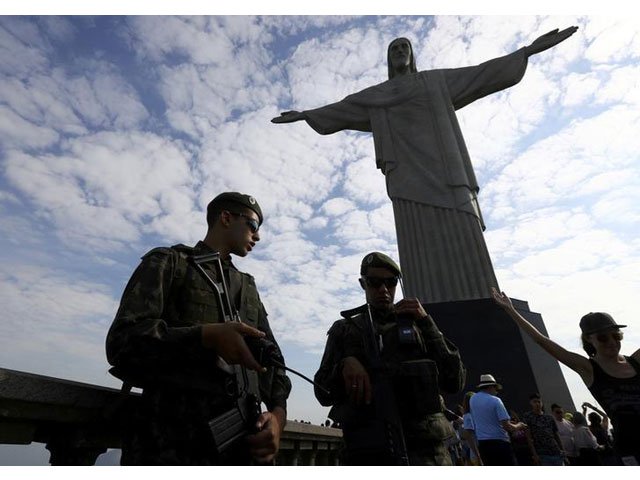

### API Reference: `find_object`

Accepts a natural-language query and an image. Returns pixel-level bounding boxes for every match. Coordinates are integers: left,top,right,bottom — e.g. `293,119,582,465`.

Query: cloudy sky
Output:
1,11,639,465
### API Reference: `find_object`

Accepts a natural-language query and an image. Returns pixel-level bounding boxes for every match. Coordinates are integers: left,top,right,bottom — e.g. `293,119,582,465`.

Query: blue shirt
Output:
469,390,510,442
463,412,475,431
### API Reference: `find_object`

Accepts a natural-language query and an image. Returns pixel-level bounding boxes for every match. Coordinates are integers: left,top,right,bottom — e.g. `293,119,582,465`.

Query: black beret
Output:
207,192,263,225
360,251,401,276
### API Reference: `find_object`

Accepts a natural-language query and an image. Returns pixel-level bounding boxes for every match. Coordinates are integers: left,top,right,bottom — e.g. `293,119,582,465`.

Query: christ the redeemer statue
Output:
272,27,577,304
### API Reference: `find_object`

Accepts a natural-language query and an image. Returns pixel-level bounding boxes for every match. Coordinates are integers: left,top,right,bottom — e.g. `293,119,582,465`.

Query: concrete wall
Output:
0,368,343,465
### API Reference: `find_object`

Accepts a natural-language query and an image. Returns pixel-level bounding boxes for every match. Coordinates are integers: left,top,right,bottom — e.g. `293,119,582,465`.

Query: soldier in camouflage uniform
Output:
106,192,291,465
314,252,465,465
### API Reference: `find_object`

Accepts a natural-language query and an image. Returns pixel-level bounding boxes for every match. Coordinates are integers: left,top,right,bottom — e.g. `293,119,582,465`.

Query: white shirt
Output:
573,426,599,453
555,418,575,456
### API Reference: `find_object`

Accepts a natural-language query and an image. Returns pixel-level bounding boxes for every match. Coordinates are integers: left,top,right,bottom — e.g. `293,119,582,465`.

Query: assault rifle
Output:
340,303,409,465
191,252,329,454
362,303,409,465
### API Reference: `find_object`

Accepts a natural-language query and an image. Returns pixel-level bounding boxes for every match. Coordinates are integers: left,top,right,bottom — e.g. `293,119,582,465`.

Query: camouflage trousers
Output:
407,439,452,466
405,412,455,465
120,386,251,466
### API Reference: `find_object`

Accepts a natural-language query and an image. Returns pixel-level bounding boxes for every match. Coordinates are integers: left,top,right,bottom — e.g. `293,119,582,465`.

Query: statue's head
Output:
387,37,417,79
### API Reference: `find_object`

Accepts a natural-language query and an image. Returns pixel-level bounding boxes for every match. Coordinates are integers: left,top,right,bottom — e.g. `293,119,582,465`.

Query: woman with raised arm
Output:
491,287,640,465
583,401,616,464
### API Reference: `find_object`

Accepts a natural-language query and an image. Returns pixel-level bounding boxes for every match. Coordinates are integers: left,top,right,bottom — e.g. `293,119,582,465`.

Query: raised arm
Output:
491,288,593,384
582,401,606,418
525,26,579,57
582,402,609,430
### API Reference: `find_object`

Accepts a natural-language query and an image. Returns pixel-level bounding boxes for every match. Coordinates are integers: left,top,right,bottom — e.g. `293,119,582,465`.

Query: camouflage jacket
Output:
106,241,291,412
314,305,465,437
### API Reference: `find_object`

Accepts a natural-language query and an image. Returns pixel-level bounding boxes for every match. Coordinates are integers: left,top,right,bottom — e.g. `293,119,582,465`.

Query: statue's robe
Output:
303,48,529,303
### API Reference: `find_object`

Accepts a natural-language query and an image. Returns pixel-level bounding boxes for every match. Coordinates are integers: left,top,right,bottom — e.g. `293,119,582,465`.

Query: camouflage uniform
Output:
314,305,465,465
106,240,291,465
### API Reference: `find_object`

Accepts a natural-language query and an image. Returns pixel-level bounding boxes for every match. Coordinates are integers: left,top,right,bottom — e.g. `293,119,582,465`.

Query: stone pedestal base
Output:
426,297,575,414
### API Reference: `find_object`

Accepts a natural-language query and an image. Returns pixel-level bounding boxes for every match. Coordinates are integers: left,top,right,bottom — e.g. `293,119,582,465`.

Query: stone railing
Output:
0,367,342,465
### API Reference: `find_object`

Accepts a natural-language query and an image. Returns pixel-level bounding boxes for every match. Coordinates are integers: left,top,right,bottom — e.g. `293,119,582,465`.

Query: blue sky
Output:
1,11,640,466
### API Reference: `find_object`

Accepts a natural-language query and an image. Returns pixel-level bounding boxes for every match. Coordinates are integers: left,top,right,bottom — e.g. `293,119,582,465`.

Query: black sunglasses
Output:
595,331,623,343
364,276,399,289
229,212,259,234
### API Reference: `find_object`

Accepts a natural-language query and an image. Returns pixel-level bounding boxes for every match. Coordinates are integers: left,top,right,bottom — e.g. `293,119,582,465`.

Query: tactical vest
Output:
348,311,442,416
161,243,264,329
111,243,264,392
336,309,453,443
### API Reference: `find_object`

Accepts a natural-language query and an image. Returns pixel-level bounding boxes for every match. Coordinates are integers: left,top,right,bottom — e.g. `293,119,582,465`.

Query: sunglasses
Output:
364,276,399,289
229,212,259,234
595,331,623,343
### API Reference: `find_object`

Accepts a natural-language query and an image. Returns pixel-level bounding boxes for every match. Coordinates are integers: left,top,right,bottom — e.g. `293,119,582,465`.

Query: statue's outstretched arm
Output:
525,26,579,57
271,110,307,124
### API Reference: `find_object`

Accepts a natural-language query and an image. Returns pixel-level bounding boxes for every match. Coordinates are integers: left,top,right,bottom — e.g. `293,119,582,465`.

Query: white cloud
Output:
0,68,148,141
75,70,149,129
485,207,594,260
0,264,118,385
591,186,640,226
583,17,640,64
304,216,328,230
0,18,50,78
0,212,46,249
595,64,640,107
0,190,19,204
342,144,390,206
495,256,640,365
39,16,76,43
321,197,355,216
0,105,59,149
509,229,632,277
285,26,388,108
560,71,601,107
127,16,288,137
198,105,348,221
128,16,233,64
261,16,356,37
483,103,640,219
3,131,196,250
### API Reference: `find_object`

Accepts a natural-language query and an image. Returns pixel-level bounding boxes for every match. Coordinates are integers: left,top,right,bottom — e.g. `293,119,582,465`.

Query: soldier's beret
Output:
207,192,263,225
360,251,401,276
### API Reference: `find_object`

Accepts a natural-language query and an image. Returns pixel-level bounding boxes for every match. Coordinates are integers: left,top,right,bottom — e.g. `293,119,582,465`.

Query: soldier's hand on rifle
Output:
201,323,266,372
394,297,428,319
342,356,372,405
246,407,285,463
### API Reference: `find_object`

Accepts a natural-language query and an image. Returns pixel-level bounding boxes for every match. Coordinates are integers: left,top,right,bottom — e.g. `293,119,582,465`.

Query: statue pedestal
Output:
426,297,576,414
